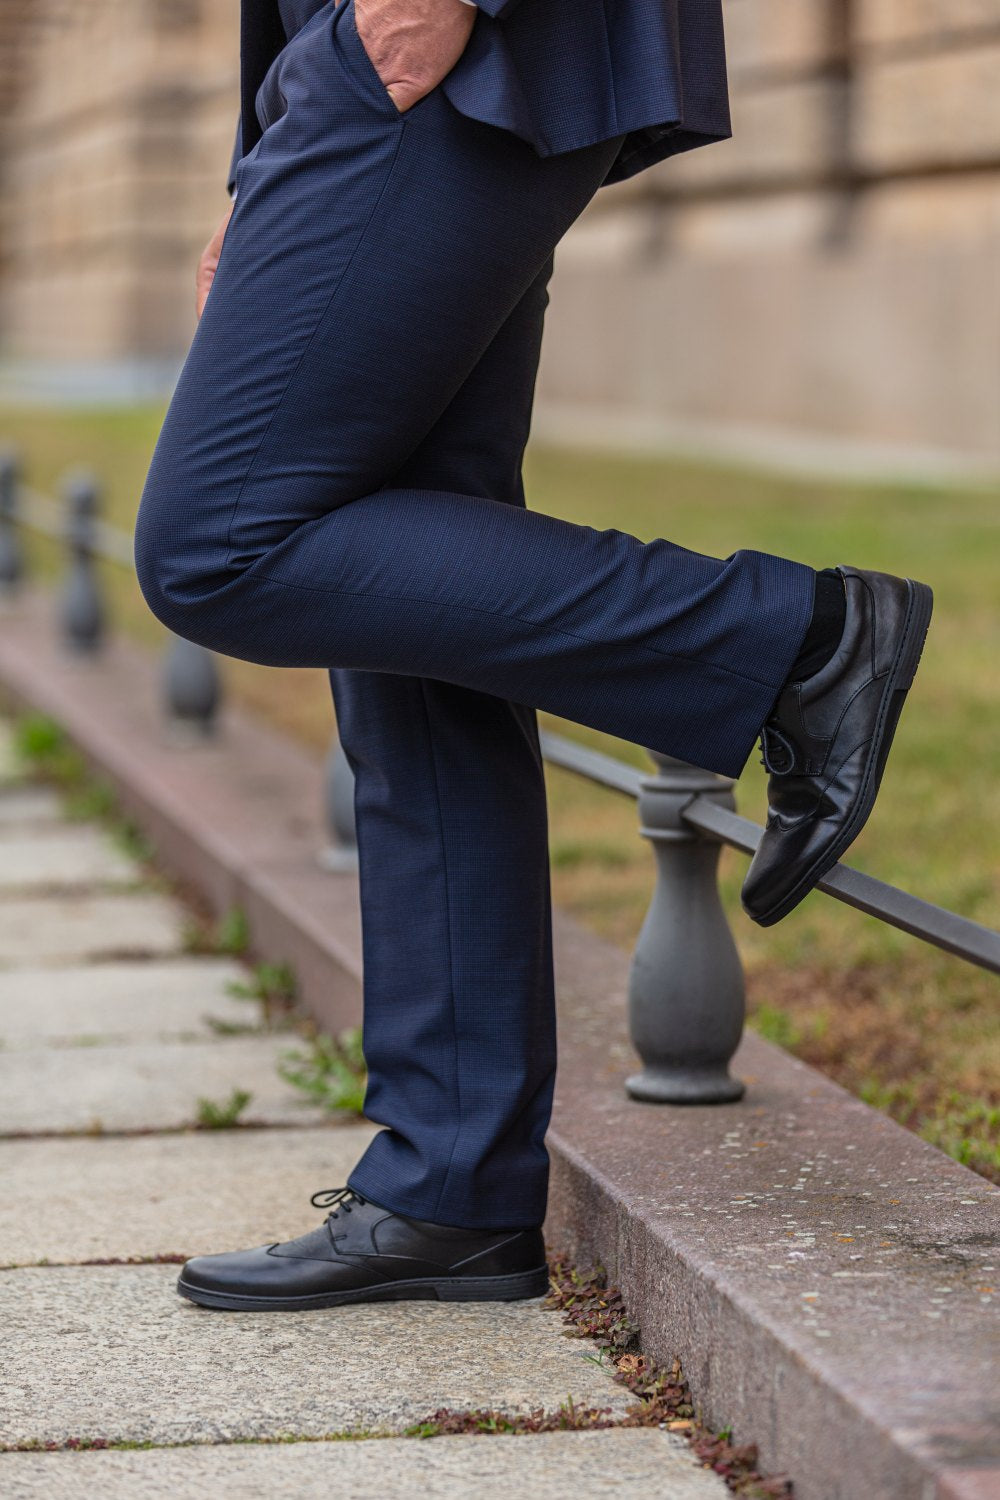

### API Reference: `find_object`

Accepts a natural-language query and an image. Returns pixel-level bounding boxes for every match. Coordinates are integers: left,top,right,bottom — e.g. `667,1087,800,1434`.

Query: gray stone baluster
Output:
163,635,221,740
0,447,24,599
59,469,105,654
626,755,746,1103
319,735,359,872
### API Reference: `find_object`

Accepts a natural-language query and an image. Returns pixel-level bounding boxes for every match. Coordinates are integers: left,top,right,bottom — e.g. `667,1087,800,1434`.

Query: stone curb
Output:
1,590,997,1500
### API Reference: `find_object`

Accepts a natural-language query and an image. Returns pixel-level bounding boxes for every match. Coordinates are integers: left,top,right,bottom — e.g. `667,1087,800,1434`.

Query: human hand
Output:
354,0,476,113
196,201,235,319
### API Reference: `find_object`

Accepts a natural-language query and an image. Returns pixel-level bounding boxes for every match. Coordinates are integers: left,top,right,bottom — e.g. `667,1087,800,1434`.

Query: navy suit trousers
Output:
135,0,815,1228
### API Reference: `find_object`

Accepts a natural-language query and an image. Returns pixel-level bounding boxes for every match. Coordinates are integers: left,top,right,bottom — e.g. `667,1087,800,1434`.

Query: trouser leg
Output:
332,261,557,1227
134,0,815,783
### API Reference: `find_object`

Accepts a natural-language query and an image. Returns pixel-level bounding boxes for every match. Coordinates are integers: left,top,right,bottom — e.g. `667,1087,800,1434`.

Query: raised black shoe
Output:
177,1187,549,1310
741,565,933,927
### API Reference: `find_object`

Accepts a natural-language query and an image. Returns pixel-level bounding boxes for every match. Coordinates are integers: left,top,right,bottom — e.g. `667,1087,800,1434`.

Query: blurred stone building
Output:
0,0,240,394
1,0,999,467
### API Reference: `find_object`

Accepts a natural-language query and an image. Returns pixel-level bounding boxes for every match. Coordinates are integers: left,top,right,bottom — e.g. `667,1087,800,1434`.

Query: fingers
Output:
195,202,235,319
384,81,421,112
195,264,212,320
195,248,220,318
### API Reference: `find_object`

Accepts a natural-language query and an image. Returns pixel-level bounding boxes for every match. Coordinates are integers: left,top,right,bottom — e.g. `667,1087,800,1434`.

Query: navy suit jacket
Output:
229,0,731,193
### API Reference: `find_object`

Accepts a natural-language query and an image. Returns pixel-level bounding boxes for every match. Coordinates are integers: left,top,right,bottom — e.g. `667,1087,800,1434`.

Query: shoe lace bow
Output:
758,722,799,777
309,1186,367,1219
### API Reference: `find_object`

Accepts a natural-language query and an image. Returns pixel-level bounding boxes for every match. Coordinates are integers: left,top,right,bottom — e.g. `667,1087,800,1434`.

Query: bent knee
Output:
133,494,238,647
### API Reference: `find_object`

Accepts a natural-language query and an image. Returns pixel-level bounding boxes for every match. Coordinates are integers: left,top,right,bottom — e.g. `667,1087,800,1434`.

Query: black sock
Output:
788,568,846,682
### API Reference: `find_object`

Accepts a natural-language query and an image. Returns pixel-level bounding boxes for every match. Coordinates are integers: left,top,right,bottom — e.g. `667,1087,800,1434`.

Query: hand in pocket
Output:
196,201,235,319
354,0,476,113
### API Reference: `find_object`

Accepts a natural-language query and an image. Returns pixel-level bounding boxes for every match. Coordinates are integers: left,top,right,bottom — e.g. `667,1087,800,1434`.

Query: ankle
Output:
787,567,846,683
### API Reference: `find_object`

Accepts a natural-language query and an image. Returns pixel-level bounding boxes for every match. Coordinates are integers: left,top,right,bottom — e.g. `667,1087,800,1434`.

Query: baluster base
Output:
626,1066,746,1104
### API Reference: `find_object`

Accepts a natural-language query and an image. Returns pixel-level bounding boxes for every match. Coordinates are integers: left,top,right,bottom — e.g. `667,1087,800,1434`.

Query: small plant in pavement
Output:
13,712,77,776
183,905,250,957
195,1087,252,1129
404,1396,614,1439
277,1029,367,1115
205,962,299,1036
226,962,297,1025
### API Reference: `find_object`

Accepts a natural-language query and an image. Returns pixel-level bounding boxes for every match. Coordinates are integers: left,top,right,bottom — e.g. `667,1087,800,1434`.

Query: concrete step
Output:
0,891,186,967
0,957,265,1046
0,1265,637,1446
0,826,139,893
0,1124,378,1266
0,784,63,826
0,1430,725,1499
0,1035,332,1134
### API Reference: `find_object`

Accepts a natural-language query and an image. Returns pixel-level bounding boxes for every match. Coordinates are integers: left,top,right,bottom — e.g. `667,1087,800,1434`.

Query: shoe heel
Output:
897,580,933,689
435,1266,550,1302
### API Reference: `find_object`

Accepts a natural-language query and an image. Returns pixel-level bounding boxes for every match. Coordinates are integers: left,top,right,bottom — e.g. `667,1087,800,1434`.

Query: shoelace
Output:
758,722,799,777
309,1186,367,1219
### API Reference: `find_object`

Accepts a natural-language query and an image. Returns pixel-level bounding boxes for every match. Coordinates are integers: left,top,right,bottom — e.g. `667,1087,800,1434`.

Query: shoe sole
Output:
751,577,934,927
176,1265,550,1311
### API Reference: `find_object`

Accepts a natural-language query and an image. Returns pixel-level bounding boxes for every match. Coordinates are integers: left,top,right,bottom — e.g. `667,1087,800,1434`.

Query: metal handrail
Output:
0,456,220,731
540,729,1000,976
18,483,136,569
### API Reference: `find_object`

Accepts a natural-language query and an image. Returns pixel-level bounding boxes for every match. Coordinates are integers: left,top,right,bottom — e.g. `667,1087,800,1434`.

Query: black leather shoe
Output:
177,1188,548,1310
741,565,932,927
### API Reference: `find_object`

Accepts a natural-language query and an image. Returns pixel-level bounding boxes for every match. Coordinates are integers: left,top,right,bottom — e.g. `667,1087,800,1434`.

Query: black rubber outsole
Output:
749,577,934,928
176,1265,550,1311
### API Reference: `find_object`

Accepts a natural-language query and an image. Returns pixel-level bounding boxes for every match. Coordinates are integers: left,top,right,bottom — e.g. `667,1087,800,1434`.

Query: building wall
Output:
538,0,1000,464
1,0,998,464
0,0,238,369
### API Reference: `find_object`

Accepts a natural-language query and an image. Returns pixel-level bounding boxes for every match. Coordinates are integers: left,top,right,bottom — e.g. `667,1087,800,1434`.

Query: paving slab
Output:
0,1036,332,1133
0,827,139,893
0,1125,378,1265
0,957,261,1046
0,1430,727,1499
0,1265,635,1444
0,892,185,967
0,786,63,826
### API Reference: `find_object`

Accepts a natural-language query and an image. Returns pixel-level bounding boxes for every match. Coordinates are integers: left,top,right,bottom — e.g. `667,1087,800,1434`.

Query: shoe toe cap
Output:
179,1244,276,1294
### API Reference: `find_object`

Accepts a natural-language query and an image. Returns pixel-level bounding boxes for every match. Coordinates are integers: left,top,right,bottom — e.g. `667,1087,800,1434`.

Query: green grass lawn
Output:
3,403,998,1181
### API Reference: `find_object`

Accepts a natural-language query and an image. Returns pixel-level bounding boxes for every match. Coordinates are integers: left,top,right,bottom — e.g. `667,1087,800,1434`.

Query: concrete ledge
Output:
1,591,997,1500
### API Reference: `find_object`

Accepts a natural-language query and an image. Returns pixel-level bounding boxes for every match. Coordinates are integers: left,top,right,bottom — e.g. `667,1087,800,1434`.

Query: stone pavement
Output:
0,719,728,1499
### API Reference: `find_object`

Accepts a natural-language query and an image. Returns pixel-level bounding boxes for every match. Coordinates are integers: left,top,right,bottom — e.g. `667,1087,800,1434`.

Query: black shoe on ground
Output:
741,565,933,928
177,1188,548,1311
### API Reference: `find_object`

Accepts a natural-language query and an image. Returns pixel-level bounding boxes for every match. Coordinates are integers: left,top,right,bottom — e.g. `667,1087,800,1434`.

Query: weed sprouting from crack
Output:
0,1431,389,1454
183,906,250,957
195,1087,252,1129
277,1029,367,1116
